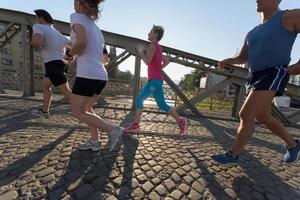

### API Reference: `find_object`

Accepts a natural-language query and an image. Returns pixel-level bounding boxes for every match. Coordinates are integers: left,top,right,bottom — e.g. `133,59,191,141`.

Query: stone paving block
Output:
136,174,147,183
40,174,55,184
145,170,155,178
1,95,300,200
0,190,18,200
171,173,181,183
141,181,154,193
178,183,190,194
188,189,202,200
170,189,183,199
163,179,176,191
191,180,205,194
116,186,131,199
132,187,145,199
74,184,94,200
148,191,161,200
36,167,55,178
155,184,167,196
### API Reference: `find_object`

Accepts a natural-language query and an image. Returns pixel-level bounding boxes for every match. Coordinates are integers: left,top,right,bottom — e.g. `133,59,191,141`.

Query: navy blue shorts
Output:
72,77,107,97
246,66,290,96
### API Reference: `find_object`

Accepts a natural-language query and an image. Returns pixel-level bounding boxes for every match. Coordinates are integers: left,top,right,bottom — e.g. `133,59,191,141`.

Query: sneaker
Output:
124,122,140,133
107,127,124,152
78,139,101,151
31,109,50,118
211,151,239,165
108,127,124,151
283,139,300,164
178,117,188,135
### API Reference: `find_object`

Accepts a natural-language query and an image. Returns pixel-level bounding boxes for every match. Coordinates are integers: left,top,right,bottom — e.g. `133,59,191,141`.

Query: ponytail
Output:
79,0,104,20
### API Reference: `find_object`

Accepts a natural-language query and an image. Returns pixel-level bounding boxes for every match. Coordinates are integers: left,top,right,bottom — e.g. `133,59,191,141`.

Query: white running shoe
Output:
78,139,101,151
108,127,124,152
31,109,50,118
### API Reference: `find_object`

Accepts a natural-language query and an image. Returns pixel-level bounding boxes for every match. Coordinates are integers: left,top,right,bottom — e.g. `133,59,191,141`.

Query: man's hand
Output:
64,55,74,65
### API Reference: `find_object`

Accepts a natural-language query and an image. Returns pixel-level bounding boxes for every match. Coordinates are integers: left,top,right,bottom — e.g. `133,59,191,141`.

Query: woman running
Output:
125,25,188,135
67,0,123,152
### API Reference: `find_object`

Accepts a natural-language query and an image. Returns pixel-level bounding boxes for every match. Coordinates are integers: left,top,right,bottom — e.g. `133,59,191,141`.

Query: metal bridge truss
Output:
1,8,300,124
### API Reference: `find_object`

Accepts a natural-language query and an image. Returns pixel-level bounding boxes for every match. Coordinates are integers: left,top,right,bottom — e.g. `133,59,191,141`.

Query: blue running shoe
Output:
283,139,300,164
211,151,239,165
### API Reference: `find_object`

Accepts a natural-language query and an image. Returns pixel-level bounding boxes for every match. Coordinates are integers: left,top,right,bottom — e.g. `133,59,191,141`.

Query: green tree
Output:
179,69,205,90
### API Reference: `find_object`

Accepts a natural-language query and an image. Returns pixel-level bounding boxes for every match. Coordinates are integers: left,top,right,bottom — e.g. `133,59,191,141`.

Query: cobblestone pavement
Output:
0,93,300,200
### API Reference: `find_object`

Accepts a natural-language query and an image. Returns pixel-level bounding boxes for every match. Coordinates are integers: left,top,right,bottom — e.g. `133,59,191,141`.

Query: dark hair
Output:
153,25,164,41
34,9,54,24
79,0,105,20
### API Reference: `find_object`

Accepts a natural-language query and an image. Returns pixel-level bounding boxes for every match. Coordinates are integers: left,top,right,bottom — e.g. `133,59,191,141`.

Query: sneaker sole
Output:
31,112,50,118
30,112,42,117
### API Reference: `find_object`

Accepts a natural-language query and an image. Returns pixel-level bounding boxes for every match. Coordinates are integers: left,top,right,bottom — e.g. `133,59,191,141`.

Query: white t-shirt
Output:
70,13,108,81
32,24,69,63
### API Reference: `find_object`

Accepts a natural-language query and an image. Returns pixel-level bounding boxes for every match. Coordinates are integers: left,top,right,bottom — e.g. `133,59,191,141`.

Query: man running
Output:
212,0,300,165
31,9,71,117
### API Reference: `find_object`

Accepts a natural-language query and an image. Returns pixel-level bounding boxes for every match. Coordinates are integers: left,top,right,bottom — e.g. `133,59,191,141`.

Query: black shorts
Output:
45,60,67,87
72,77,107,97
246,65,290,96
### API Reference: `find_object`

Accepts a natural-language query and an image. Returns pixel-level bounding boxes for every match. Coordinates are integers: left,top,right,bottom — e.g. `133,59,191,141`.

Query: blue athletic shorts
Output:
246,65,290,96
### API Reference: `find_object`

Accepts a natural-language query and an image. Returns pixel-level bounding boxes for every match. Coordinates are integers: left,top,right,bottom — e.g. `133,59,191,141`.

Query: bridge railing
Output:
0,8,299,124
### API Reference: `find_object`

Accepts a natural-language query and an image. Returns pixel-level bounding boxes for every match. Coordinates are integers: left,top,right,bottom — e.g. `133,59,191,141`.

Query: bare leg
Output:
231,90,281,157
71,94,115,133
133,109,143,123
57,81,72,101
42,77,53,112
168,107,181,122
256,105,296,148
84,95,100,140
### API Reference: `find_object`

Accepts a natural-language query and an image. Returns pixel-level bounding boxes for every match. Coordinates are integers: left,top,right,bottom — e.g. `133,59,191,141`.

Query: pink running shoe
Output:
124,122,140,133
178,118,188,135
